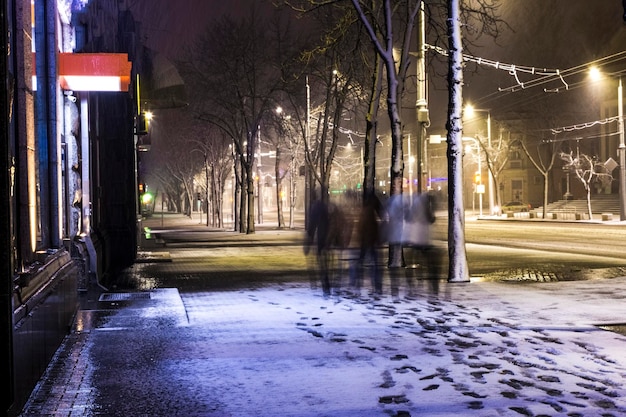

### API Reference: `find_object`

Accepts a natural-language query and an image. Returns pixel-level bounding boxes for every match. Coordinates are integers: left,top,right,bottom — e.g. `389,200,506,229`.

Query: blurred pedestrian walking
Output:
352,192,385,297
385,193,404,248
304,192,349,297
402,191,442,294
386,192,407,298
337,191,359,294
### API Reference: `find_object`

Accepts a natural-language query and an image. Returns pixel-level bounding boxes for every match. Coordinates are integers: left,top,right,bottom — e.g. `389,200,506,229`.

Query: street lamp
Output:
462,136,483,217
589,68,626,221
429,134,482,215
190,148,209,226
464,105,493,215
276,105,298,228
618,78,626,221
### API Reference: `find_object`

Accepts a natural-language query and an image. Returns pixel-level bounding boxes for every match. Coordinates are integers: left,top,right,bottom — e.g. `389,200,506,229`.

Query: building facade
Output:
2,0,142,415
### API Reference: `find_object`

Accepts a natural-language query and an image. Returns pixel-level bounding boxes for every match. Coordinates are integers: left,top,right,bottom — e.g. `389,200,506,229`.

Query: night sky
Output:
128,0,267,59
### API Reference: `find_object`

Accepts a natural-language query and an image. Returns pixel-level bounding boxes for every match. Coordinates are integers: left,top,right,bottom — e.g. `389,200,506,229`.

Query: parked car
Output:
502,201,532,212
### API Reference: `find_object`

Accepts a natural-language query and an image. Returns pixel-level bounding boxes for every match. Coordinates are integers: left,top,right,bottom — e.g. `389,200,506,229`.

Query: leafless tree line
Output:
145,0,505,282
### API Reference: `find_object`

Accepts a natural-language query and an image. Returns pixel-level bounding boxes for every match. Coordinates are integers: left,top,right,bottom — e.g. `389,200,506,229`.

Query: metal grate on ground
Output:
98,292,151,302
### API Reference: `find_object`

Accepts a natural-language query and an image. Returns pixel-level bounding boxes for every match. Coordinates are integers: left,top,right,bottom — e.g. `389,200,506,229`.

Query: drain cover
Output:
99,292,151,302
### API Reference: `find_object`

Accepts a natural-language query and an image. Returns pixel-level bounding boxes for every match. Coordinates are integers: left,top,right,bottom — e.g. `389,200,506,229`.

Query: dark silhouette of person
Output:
386,192,408,299
334,192,358,294
305,193,348,297
353,192,385,297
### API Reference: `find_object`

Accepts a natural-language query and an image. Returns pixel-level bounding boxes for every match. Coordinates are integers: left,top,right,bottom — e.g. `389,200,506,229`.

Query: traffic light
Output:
138,183,146,193
474,171,481,184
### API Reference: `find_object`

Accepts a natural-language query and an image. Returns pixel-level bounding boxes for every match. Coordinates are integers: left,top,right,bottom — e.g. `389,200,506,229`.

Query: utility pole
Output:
416,1,429,194
205,153,210,227
618,77,626,221
305,76,311,229
487,112,494,214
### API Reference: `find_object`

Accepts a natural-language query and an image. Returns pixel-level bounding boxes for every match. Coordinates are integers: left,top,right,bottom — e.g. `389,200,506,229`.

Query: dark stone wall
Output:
10,251,79,416
91,92,138,287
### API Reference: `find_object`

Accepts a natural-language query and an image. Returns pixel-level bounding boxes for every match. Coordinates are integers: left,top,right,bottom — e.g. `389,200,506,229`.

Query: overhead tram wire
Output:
471,50,626,111
425,46,626,142
456,51,626,149
495,50,626,93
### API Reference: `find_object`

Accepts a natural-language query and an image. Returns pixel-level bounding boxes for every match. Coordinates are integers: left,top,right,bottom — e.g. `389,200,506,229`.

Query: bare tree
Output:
180,6,297,233
444,0,469,282
349,0,420,267
283,116,305,228
517,135,559,219
362,51,384,201
191,126,233,228
477,127,513,213
306,67,347,201
280,2,376,244
559,151,613,219
167,144,202,218
282,0,503,279
263,108,290,228
272,109,309,229
267,89,307,229
287,8,371,209
143,110,203,216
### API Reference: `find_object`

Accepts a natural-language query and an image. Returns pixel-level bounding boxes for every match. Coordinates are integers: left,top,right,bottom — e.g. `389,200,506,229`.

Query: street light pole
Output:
416,1,429,194
463,105,492,214
477,143,482,217
618,77,626,220
257,129,263,225
589,67,626,220
305,76,311,229
204,152,209,227
486,112,494,215
463,137,482,217
407,134,413,199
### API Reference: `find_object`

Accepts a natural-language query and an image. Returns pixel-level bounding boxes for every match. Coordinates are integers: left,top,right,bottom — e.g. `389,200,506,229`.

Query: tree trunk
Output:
234,155,241,232
246,164,256,234
586,186,593,219
446,0,470,282
275,148,285,228
364,54,383,199
543,172,549,219
386,66,404,269
289,155,296,229
239,167,248,233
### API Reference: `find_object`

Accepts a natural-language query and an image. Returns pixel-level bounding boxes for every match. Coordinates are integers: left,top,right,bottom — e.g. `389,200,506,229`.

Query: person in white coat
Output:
402,192,441,294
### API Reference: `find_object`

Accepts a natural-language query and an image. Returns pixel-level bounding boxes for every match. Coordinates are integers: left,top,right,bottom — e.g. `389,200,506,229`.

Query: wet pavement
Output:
17,213,626,417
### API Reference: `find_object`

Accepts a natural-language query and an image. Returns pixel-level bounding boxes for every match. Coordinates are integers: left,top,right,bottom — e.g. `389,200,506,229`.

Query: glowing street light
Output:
463,136,483,217
464,105,493,215
589,67,626,221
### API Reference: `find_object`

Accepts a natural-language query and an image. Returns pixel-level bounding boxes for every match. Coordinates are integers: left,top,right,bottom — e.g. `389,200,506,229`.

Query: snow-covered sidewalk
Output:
21,276,626,416
174,279,626,416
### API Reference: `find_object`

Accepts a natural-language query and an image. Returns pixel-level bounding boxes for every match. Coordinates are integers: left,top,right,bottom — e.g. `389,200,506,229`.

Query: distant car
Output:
502,201,532,212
